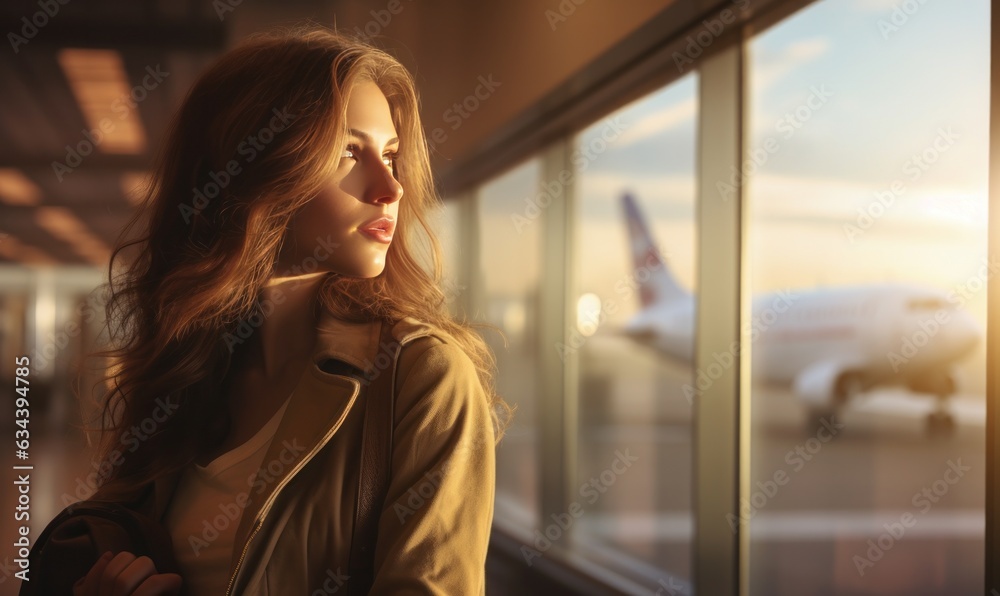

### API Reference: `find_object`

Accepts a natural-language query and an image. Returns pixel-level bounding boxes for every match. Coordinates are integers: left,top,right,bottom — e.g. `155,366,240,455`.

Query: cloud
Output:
752,36,831,95
746,172,985,234
613,97,697,149
577,172,695,213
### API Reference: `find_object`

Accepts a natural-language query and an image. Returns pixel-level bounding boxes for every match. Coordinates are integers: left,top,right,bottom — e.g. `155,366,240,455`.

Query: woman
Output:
73,24,511,595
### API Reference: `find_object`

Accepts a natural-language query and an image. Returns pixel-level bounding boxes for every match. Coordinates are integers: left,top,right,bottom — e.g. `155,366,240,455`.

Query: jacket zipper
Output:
224,377,361,596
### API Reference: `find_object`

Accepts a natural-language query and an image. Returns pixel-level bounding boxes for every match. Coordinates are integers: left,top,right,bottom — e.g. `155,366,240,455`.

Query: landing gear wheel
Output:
925,389,956,438
835,372,865,403
807,407,838,435
926,410,956,437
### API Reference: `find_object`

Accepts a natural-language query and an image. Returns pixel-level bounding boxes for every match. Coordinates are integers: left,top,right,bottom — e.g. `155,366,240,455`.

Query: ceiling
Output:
0,0,231,265
0,0,682,266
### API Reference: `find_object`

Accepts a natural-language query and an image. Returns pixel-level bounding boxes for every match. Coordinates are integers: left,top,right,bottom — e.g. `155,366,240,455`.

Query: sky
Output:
468,0,990,388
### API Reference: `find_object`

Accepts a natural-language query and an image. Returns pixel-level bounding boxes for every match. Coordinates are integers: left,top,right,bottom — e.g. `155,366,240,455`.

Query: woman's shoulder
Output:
387,316,481,394
386,316,493,443
388,315,455,347
388,316,466,362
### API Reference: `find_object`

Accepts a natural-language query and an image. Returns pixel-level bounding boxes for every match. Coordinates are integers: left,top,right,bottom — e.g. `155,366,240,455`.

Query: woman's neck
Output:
240,271,328,381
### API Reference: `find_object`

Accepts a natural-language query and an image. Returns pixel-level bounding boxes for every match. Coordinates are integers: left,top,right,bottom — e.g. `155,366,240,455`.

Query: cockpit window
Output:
907,297,948,311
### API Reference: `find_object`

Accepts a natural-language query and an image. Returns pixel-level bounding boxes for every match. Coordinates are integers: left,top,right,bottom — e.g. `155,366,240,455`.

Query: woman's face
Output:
277,80,403,278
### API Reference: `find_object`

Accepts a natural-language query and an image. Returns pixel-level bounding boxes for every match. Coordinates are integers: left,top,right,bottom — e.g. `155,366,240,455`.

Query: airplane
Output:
618,192,981,435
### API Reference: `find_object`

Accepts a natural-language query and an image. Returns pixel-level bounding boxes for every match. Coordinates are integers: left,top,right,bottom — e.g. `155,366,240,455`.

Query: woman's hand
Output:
73,551,183,596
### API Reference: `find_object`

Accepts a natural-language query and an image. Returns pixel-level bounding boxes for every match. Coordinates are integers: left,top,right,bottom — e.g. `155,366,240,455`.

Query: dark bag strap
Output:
348,318,398,595
18,501,181,595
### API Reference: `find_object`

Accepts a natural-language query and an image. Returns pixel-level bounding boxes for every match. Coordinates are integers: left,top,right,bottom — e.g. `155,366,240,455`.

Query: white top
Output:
164,396,290,596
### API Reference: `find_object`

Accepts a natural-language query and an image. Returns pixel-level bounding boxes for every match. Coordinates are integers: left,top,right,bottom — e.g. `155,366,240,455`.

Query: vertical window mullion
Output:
694,41,748,596
538,139,578,533
986,0,1000,588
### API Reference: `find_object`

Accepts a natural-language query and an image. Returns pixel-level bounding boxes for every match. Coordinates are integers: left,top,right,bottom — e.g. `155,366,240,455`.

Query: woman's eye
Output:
341,145,398,177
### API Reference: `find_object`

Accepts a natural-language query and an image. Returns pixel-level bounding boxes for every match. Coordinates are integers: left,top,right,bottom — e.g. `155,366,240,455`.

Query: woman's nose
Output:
366,161,403,205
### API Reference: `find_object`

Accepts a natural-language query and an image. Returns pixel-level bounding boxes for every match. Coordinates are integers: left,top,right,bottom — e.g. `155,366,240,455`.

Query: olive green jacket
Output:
140,312,497,595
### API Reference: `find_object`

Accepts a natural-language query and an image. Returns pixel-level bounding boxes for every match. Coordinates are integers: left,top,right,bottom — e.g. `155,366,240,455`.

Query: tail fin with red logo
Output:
621,192,690,308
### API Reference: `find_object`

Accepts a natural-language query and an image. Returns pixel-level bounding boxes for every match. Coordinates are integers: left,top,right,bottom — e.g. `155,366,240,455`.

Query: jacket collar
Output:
147,307,438,552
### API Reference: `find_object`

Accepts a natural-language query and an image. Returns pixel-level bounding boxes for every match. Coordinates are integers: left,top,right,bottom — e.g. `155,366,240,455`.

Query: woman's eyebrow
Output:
348,128,399,147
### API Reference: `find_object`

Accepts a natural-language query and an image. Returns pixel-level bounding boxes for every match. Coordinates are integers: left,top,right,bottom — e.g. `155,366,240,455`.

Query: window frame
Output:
443,0,999,593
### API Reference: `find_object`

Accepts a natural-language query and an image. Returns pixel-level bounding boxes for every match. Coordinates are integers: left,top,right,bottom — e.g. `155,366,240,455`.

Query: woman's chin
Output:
333,262,387,279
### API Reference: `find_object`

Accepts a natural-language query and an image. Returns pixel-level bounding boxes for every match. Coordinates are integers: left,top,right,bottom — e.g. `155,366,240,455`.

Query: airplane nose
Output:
948,310,981,359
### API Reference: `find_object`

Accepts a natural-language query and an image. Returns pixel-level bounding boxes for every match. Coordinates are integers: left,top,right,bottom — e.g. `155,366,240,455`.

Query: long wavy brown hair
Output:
82,24,513,502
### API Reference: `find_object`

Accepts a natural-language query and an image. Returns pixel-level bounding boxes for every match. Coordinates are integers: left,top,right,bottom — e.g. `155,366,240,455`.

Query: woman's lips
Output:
359,216,395,244
359,227,393,244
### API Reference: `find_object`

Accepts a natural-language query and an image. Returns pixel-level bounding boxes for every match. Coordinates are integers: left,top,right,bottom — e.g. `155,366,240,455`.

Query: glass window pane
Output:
746,1,988,593
476,159,543,531
430,197,465,318
571,74,697,588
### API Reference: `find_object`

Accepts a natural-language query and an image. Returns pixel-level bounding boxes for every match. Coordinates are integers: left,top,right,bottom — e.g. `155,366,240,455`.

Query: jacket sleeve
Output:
368,337,497,595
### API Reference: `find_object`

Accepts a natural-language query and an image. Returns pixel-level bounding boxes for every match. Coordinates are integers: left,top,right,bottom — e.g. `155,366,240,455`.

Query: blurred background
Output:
0,0,993,594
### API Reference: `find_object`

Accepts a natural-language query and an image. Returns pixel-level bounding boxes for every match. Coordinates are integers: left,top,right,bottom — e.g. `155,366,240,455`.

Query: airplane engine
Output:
792,360,861,407
793,361,865,433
